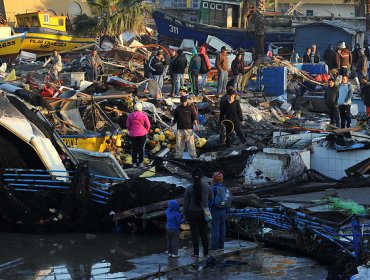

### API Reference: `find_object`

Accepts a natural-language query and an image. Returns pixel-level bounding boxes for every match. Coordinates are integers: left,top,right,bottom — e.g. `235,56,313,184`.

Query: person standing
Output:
183,168,214,258
166,200,183,258
86,49,104,82
323,45,336,71
339,43,352,77
302,48,312,63
149,50,167,92
219,87,246,148
168,48,177,97
210,172,230,253
126,102,151,167
324,78,340,127
356,48,368,82
310,44,320,63
189,48,201,96
172,95,199,159
338,76,353,128
231,53,245,93
172,49,187,97
43,50,62,80
199,44,211,91
361,77,370,117
216,46,229,95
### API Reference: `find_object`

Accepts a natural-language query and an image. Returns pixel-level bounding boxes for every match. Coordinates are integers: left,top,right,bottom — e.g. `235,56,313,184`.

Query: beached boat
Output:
0,26,26,57
13,11,95,52
152,9,294,51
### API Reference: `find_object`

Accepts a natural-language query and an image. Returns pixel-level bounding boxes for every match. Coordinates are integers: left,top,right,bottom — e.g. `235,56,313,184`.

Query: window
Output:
216,4,223,10
203,2,208,8
210,3,215,9
43,14,50,23
173,0,186,8
192,0,199,9
306,10,313,16
31,16,40,27
58,19,64,26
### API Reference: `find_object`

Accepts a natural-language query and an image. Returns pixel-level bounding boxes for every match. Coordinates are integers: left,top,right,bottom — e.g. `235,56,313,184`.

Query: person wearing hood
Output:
209,172,231,253
199,44,211,91
323,45,336,71
126,102,151,167
189,48,202,95
166,200,183,258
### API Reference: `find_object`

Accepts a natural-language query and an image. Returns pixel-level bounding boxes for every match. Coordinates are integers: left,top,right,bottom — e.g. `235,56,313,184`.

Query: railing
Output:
1,169,128,205
229,207,370,261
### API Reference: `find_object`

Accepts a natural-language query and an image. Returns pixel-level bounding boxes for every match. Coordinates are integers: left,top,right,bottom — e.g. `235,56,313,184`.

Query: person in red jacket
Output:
199,44,211,91
126,102,151,167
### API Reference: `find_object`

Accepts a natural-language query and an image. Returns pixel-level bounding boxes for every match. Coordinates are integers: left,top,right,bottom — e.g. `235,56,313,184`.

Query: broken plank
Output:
113,198,183,222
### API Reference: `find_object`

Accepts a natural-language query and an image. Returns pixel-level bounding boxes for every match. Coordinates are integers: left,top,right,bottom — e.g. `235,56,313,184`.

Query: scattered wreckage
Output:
0,33,369,279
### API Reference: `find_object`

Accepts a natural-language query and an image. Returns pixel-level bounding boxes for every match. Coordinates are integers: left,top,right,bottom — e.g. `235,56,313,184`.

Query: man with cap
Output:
172,95,199,159
180,85,198,116
149,50,167,91
219,87,246,148
210,171,230,252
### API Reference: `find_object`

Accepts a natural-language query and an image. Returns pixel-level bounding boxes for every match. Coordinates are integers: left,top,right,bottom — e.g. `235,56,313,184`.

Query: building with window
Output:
0,0,90,26
277,0,359,18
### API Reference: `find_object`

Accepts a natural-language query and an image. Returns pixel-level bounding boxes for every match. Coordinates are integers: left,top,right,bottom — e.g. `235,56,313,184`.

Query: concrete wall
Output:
3,0,91,25
278,4,356,17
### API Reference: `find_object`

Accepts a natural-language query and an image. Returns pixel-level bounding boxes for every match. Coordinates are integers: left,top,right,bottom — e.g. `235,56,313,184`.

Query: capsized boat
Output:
0,26,26,57
14,11,95,52
153,9,294,51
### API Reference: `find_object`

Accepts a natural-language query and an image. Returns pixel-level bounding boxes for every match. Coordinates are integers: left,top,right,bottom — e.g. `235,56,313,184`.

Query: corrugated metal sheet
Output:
295,24,352,58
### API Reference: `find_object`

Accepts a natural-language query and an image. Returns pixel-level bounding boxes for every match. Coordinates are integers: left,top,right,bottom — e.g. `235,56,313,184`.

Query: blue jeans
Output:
217,70,228,94
153,74,164,90
200,73,207,89
211,208,227,250
174,73,184,96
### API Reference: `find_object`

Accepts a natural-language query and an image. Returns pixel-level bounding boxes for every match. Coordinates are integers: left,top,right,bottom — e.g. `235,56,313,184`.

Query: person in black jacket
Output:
149,50,166,91
323,45,336,71
219,87,246,148
302,48,312,63
324,78,340,127
172,49,188,97
168,48,177,96
361,77,370,117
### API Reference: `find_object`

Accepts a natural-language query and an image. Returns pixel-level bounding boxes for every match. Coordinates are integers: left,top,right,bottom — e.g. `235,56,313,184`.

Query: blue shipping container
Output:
262,67,287,96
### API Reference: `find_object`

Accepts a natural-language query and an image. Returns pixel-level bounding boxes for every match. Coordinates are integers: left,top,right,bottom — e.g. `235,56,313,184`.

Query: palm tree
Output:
73,0,153,36
253,0,266,59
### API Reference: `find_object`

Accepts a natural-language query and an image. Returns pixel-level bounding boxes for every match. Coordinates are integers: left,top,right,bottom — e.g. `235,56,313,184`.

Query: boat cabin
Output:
15,12,66,32
0,26,13,39
199,0,244,28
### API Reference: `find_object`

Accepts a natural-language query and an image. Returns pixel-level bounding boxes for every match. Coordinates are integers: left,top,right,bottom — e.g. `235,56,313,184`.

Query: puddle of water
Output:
0,233,327,280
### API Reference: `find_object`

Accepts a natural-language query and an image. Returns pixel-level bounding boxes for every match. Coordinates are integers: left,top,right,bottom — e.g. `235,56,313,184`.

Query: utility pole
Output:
367,0,370,31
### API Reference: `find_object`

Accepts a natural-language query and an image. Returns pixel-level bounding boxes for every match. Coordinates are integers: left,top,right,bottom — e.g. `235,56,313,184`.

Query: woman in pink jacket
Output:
126,102,151,167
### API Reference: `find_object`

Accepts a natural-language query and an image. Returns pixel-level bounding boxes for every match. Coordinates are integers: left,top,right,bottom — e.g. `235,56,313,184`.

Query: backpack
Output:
213,185,232,209
199,54,209,74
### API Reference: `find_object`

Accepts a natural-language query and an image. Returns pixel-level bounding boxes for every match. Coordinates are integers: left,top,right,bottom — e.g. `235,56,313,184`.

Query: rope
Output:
220,119,235,144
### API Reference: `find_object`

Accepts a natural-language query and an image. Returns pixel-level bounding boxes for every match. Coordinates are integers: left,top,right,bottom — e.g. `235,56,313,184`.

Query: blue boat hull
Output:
153,10,294,51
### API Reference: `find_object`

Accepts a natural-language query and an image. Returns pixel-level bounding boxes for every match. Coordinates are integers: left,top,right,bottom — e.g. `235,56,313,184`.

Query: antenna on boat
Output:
285,0,304,16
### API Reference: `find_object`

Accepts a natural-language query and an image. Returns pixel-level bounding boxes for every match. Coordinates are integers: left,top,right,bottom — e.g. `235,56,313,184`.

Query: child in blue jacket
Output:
166,199,183,258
